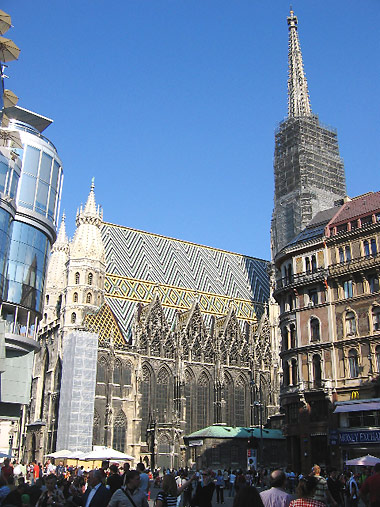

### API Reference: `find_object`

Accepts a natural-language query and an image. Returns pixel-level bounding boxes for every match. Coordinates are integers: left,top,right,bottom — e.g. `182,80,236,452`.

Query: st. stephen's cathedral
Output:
26,180,277,467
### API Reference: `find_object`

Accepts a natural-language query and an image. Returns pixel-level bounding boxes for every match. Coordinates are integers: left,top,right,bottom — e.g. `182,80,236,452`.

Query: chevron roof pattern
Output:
101,222,270,338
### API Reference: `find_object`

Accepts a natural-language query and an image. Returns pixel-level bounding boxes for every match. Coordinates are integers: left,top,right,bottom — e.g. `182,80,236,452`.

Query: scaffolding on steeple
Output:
271,10,346,258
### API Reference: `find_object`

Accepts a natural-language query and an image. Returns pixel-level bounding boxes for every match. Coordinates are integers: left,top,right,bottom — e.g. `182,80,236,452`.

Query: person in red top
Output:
1,458,13,481
289,476,325,507
360,463,380,507
32,460,40,485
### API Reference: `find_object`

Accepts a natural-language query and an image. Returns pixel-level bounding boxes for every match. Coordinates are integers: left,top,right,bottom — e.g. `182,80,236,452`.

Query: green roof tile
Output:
184,425,284,440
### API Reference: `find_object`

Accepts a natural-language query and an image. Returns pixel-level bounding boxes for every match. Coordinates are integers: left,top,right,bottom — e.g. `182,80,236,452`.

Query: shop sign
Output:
339,430,380,445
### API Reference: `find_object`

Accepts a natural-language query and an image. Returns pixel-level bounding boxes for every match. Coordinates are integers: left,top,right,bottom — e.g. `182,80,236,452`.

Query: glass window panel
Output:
36,180,49,213
39,152,52,183
47,189,57,219
0,161,8,193
18,174,37,206
371,239,377,256
9,171,19,199
23,146,40,176
51,161,60,192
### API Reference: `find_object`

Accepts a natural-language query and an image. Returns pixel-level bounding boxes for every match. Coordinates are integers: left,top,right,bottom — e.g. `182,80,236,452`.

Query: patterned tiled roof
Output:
101,222,270,338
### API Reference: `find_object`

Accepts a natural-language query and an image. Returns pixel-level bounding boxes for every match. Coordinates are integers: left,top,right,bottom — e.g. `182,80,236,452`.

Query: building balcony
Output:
329,252,380,278
275,267,328,294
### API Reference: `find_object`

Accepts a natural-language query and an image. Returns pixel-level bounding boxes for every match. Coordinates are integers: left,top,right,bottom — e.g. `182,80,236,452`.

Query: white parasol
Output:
345,454,380,466
81,447,135,461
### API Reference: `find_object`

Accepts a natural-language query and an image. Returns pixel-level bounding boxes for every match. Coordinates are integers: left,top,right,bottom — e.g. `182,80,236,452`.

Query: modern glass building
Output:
0,105,62,455
1,106,63,332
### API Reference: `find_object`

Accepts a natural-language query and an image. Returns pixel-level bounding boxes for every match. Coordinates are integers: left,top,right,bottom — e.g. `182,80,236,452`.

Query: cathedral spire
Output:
287,9,312,117
55,212,68,246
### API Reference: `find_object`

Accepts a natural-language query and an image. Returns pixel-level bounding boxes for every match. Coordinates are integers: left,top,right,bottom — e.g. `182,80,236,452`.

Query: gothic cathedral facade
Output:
26,182,278,468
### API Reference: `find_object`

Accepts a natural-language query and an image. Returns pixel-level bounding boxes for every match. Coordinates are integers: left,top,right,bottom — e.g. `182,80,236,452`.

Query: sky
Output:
4,1,380,261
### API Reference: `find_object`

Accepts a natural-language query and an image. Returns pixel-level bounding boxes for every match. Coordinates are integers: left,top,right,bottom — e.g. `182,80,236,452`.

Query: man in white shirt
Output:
260,470,293,507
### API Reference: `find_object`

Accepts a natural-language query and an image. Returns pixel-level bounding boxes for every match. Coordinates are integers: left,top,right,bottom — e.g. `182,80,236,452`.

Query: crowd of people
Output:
0,457,379,507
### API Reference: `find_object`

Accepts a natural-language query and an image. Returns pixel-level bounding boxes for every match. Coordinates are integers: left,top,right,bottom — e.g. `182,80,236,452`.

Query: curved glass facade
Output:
10,120,63,227
0,207,14,297
4,221,50,314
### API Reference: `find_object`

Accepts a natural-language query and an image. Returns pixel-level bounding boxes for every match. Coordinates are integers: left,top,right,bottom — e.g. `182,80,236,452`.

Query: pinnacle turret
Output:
287,9,311,117
76,178,103,227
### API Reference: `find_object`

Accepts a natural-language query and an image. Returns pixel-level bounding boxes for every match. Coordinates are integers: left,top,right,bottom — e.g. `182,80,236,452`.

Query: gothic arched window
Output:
86,292,92,304
348,349,359,378
196,373,209,430
71,312,76,324
140,365,151,440
40,350,49,420
124,361,132,385
73,292,78,303
113,360,122,385
223,373,234,426
234,377,246,426
184,370,195,434
88,272,93,285
157,434,170,455
75,272,80,284
46,294,49,305
97,357,107,383
112,410,127,452
157,368,170,422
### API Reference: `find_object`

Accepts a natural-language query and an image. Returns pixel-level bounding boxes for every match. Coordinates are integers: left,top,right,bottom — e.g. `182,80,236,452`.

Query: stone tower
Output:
62,180,105,332
43,214,69,324
271,9,346,258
